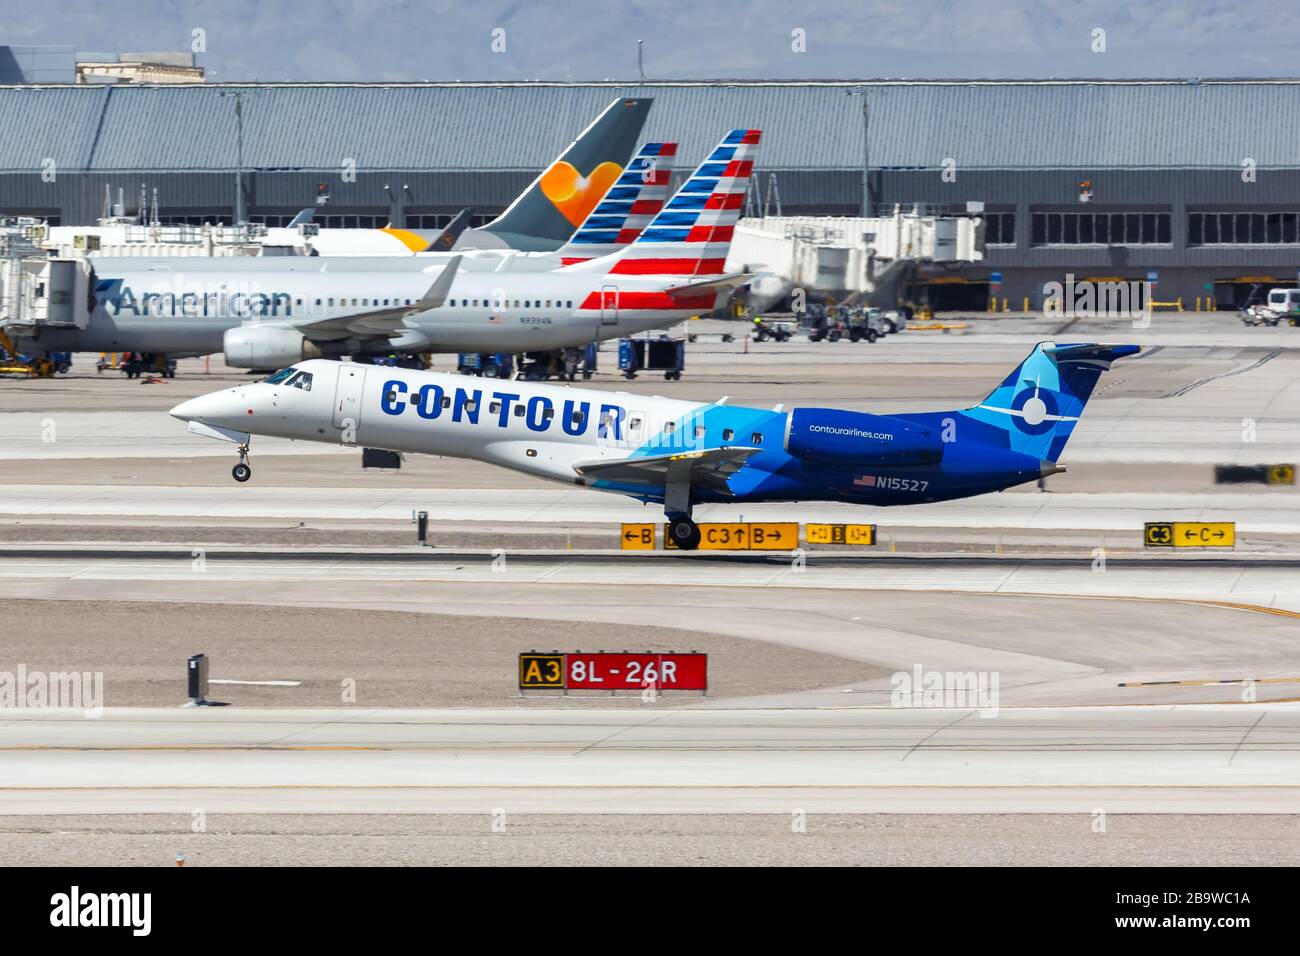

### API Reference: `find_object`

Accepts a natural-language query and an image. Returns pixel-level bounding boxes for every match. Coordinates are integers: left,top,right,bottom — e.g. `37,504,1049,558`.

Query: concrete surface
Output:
4,813,1297,866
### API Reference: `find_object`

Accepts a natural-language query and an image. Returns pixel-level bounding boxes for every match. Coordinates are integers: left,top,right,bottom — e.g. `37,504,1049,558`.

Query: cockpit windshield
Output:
262,367,313,391
263,367,297,384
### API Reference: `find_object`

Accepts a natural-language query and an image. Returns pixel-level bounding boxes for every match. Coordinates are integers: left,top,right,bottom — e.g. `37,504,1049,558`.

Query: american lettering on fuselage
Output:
96,278,576,322
97,280,295,319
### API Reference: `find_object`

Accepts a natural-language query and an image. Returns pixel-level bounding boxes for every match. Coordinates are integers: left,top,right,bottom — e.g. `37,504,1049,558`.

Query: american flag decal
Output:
853,474,877,487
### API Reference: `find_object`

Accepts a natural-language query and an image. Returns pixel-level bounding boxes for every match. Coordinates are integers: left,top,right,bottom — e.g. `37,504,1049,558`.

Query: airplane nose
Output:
169,390,245,423
169,397,202,421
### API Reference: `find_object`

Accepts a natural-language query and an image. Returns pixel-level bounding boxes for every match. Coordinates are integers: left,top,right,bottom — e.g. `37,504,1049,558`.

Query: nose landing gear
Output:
232,443,252,483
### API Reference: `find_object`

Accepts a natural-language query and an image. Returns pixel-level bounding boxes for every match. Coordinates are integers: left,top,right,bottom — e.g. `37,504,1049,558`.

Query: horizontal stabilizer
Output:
664,272,755,299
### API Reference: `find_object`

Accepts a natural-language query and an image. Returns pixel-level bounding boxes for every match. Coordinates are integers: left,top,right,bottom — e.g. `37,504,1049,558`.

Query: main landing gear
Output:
664,464,700,549
667,513,701,551
232,443,252,483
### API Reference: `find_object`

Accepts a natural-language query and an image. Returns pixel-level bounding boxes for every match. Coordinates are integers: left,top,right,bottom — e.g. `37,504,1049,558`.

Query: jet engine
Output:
223,326,322,369
784,408,943,466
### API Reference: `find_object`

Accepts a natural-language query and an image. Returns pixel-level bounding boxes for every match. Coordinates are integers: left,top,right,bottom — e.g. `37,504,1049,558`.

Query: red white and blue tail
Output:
564,129,760,279
556,142,677,265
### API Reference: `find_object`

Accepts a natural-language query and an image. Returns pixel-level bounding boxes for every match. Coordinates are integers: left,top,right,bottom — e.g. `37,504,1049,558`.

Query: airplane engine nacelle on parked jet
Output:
784,407,944,466
223,326,322,369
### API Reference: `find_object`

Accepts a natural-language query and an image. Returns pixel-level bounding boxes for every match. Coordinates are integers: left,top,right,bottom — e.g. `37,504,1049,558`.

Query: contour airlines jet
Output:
171,341,1139,550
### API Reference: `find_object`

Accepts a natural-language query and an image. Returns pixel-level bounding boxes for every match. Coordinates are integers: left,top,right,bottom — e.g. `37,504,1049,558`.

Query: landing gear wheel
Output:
668,516,701,551
232,443,252,483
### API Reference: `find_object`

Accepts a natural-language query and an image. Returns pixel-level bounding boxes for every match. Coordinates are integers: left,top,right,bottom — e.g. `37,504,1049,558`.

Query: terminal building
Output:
0,76,1297,310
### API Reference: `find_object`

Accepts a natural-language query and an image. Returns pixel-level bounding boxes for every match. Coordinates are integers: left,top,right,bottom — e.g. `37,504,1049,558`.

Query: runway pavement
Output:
2,317,1297,852
2,704,1296,814
4,550,1300,708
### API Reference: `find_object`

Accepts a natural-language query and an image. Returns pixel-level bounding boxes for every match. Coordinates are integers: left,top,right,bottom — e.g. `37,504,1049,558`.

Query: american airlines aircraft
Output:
24,131,751,368
170,341,1139,549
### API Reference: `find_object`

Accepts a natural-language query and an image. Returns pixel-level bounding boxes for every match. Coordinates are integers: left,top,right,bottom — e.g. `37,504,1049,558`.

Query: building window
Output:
984,212,1016,245
1030,211,1170,246
405,213,497,229
1189,211,1300,245
315,214,388,229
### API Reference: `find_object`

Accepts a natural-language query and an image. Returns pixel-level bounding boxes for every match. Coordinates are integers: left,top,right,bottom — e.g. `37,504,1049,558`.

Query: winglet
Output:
415,256,461,311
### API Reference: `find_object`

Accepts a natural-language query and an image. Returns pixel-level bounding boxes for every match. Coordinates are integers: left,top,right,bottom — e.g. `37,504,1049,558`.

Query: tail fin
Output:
429,207,475,252
565,129,760,278
963,342,1140,462
476,97,653,252
555,142,676,265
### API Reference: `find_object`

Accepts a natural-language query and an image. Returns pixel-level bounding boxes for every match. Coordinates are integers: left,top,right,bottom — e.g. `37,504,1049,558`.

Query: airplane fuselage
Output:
170,358,1056,508
24,255,714,357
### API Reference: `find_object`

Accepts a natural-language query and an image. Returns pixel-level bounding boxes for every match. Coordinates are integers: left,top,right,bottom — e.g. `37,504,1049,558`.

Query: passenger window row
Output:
283,297,577,309
447,299,575,309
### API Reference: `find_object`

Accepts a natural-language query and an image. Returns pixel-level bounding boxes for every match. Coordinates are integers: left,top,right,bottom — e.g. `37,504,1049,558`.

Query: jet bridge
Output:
0,254,94,340
728,207,985,313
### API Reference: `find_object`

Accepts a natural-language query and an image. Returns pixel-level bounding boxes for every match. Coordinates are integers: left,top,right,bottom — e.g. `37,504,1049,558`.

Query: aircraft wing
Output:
664,272,755,299
572,446,762,495
291,256,460,342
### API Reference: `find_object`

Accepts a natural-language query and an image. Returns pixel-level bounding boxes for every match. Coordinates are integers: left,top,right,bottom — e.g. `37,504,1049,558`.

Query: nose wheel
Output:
232,444,252,483
667,515,701,551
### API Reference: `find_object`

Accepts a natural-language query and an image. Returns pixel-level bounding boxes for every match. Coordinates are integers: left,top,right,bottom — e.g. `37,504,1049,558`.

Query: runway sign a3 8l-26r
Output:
519,652,707,691
1144,521,1235,548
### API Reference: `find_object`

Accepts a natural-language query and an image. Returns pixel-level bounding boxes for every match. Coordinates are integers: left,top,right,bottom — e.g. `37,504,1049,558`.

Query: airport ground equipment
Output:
119,353,176,379
1254,287,1300,326
618,336,685,380
356,353,428,370
0,328,59,377
457,352,515,378
798,304,843,341
1239,304,1281,326
750,317,794,342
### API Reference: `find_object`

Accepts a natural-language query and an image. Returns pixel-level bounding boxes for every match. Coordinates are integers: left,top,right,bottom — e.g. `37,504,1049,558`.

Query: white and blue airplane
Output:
170,340,1139,550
